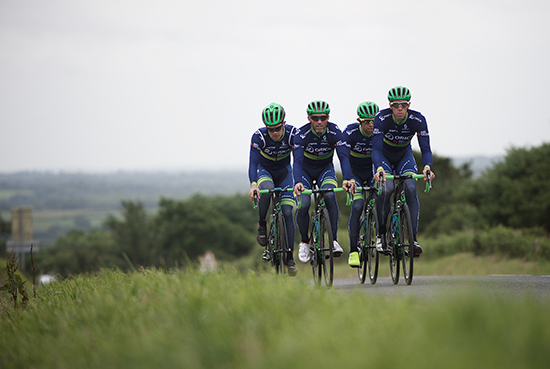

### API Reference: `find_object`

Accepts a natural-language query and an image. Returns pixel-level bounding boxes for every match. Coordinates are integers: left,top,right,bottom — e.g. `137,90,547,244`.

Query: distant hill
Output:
0,170,249,212
0,170,251,247
0,158,503,247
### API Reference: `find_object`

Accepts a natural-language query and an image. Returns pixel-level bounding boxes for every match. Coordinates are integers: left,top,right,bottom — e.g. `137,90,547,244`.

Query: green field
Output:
0,189,34,201
1,267,549,369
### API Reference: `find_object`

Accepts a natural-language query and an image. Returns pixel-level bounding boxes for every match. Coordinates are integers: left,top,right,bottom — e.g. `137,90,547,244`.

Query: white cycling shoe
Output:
298,242,312,263
333,240,343,257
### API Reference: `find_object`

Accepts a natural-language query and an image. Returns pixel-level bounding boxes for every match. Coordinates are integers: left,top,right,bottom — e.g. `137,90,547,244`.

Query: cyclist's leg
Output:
348,196,364,253
375,159,394,236
276,165,296,258
395,152,420,237
348,171,366,253
257,166,274,226
319,164,339,240
295,172,313,243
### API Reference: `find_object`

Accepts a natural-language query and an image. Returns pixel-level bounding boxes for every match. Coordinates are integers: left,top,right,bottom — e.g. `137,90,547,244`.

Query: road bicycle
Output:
253,187,294,277
356,184,380,285
297,183,350,288
382,171,431,285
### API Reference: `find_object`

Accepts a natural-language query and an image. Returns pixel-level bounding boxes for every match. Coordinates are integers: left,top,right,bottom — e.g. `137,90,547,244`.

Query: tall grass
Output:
1,268,550,369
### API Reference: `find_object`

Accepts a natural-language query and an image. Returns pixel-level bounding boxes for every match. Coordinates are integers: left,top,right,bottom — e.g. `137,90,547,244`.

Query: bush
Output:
422,226,550,261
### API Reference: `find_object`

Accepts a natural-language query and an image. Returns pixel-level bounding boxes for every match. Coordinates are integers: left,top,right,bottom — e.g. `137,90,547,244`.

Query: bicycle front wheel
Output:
358,212,368,284
275,212,288,277
365,208,379,284
399,204,414,285
310,213,322,286
319,208,334,287
387,210,400,285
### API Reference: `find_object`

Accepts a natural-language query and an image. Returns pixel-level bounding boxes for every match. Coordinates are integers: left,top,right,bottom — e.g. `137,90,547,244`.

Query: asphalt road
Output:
332,275,550,299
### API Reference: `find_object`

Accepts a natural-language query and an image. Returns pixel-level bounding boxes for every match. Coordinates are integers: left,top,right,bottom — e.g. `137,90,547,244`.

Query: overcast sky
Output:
1,0,549,173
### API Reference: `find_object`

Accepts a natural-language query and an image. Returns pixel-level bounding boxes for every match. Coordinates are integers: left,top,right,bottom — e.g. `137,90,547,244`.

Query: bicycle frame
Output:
381,172,431,285
356,184,379,284
298,184,349,287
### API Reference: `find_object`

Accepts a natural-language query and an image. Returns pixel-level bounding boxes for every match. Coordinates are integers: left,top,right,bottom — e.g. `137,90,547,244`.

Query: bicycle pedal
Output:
262,250,271,261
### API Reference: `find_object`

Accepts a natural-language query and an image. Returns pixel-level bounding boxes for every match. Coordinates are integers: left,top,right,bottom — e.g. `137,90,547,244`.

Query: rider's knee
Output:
282,204,293,219
351,199,364,214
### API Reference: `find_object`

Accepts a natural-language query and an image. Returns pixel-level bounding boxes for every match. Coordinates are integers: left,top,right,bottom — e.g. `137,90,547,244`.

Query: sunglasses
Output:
358,118,374,124
267,125,284,133
309,115,328,122
390,102,409,109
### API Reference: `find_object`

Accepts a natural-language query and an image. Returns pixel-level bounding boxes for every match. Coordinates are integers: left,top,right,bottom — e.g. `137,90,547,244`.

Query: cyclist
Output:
293,100,356,264
372,86,435,257
342,101,379,268
248,103,298,276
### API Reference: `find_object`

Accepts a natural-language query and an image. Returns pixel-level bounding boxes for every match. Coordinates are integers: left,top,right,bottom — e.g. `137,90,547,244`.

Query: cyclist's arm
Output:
416,119,434,181
292,137,305,192
335,129,353,183
371,117,385,171
416,119,433,169
248,132,263,200
372,118,386,184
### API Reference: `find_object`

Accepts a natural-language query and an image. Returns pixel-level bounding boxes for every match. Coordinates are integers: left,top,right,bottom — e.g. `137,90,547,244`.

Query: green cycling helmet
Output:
262,103,286,126
387,86,411,102
357,101,379,119
306,100,330,115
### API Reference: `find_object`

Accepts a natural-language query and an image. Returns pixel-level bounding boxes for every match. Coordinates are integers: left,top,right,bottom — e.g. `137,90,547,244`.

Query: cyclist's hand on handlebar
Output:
342,180,356,194
293,183,305,197
249,184,259,201
423,166,435,181
374,169,386,184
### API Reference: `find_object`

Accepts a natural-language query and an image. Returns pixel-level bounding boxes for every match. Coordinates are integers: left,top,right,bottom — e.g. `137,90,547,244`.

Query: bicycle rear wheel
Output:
319,208,334,287
399,204,414,285
387,210,400,285
275,212,288,277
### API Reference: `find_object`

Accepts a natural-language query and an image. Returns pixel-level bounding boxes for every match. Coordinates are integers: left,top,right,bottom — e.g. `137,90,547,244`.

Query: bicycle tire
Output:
399,203,414,285
358,213,368,284
387,209,400,285
319,208,334,287
267,215,277,269
310,212,322,286
275,211,287,277
365,207,379,284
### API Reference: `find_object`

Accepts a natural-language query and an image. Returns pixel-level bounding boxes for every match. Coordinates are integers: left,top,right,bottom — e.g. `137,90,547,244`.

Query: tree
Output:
468,143,550,232
152,196,254,267
35,229,120,276
103,201,152,268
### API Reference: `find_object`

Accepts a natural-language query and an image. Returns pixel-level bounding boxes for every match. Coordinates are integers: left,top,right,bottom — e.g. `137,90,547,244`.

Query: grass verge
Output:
1,268,550,369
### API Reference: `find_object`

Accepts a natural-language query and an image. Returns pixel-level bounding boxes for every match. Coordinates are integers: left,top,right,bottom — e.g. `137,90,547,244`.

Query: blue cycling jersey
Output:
248,125,297,184
343,122,373,171
293,121,352,183
372,108,433,170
